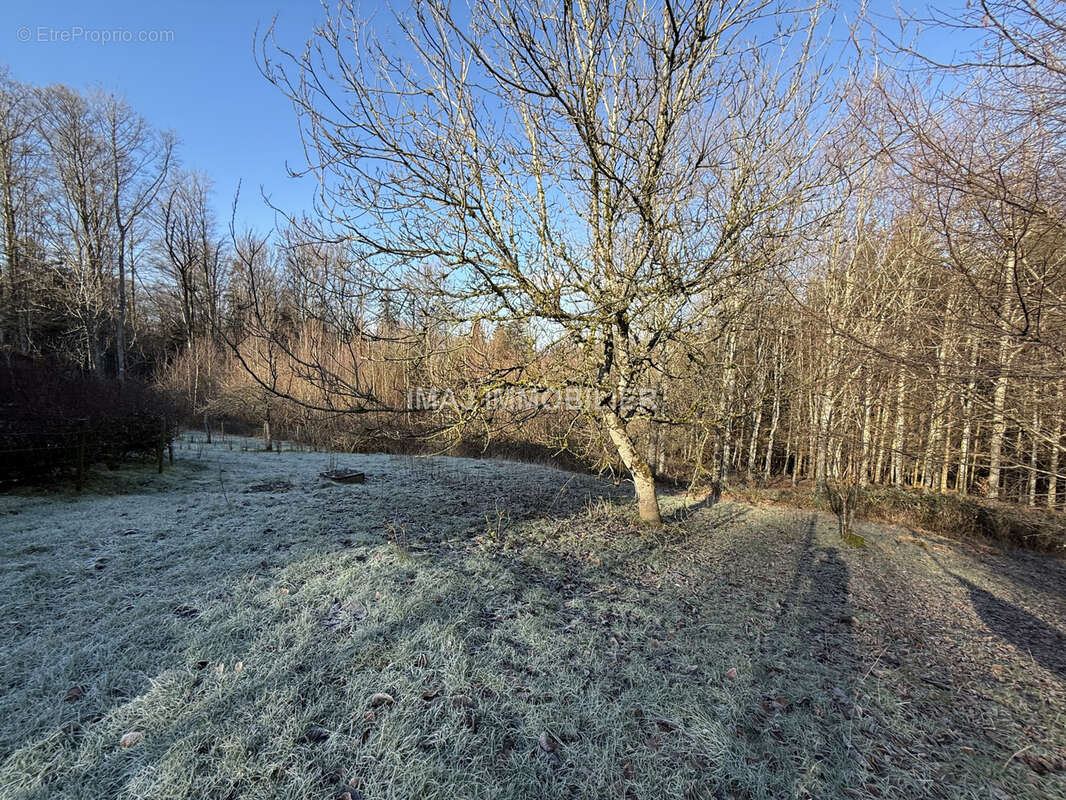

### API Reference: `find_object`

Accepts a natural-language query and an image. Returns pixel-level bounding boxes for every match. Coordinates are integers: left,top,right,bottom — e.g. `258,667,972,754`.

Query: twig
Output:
218,463,233,509
1002,743,1035,774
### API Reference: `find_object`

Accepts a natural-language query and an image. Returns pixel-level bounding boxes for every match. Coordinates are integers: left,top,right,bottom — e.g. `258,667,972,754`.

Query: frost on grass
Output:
1,440,1066,799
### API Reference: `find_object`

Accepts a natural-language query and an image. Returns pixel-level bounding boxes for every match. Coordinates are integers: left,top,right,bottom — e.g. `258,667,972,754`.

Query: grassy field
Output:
2,438,1066,799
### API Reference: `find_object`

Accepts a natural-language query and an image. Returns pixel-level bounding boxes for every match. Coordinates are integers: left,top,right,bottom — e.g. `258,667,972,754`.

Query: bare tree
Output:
103,95,172,382
37,86,116,373
254,0,845,523
0,70,40,354
159,169,225,346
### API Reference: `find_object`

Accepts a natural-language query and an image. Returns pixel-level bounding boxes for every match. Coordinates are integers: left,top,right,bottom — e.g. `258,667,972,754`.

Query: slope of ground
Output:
1,437,1065,799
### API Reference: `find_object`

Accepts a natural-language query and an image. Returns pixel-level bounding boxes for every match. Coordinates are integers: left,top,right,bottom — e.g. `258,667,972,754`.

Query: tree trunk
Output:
957,335,979,495
128,232,137,334
716,329,738,496
1028,406,1040,506
1049,381,1064,510
923,294,956,489
747,404,763,479
873,403,889,485
87,319,104,375
115,228,128,383
786,401,797,485
986,352,1011,499
747,342,767,480
763,363,782,482
859,373,873,487
987,254,1017,500
0,145,28,352
940,408,953,493
605,409,661,526
891,365,907,487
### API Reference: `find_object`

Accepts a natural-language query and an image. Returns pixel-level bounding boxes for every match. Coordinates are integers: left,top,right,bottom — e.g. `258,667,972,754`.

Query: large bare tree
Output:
0,70,40,355
159,169,225,346
37,86,115,373
103,96,172,382
254,0,845,523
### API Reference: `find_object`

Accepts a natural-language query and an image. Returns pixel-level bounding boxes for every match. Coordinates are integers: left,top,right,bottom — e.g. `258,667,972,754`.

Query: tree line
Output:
1,0,1064,525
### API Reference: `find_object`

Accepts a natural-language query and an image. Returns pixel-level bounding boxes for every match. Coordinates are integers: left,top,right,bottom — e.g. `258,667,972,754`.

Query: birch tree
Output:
37,86,115,373
0,71,40,354
103,96,172,382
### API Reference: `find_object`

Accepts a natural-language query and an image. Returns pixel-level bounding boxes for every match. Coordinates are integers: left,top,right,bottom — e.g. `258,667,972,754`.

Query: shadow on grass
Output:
662,491,748,525
960,543,1066,601
0,463,968,799
956,577,1066,681
752,515,862,792
339,505,871,798
923,548,1066,681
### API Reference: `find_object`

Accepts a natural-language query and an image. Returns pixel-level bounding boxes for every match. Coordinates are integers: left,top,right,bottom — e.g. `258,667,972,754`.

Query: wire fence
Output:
0,416,174,488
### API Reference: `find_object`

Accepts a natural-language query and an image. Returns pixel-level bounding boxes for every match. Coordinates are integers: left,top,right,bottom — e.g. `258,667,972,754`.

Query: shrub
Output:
730,480,1066,554
858,486,1065,553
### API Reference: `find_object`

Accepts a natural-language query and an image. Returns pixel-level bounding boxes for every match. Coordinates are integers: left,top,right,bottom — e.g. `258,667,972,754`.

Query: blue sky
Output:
2,0,329,232
2,0,970,235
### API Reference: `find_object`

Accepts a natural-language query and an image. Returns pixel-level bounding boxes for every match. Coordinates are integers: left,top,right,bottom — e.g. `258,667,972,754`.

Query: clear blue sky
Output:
2,0,969,235
2,0,330,233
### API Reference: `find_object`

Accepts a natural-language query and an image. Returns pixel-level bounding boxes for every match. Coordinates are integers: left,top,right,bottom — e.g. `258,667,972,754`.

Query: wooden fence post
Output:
76,420,86,491
158,416,166,474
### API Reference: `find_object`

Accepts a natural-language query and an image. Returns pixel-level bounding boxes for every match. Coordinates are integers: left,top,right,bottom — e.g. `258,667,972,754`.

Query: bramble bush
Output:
730,480,1066,554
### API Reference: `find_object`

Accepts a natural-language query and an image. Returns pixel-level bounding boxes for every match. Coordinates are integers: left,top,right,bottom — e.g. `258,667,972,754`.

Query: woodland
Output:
1,0,1064,532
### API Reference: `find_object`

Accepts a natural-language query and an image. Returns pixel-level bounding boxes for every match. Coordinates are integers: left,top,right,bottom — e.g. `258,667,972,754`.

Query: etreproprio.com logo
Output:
17,26,175,44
